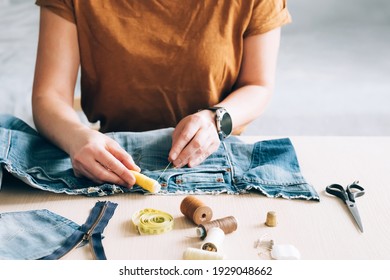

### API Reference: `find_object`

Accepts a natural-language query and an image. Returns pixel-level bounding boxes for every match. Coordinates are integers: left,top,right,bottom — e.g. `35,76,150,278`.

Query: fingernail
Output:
170,153,177,161
127,181,135,189
188,159,199,168
174,158,183,168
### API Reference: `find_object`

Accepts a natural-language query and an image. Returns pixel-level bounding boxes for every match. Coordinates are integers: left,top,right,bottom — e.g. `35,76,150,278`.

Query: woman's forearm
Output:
32,93,90,156
216,84,273,133
32,7,87,156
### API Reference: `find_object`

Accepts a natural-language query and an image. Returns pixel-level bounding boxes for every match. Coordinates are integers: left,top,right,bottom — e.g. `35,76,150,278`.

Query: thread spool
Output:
201,227,225,252
130,170,161,193
180,196,213,225
196,216,238,240
265,211,277,227
183,247,224,260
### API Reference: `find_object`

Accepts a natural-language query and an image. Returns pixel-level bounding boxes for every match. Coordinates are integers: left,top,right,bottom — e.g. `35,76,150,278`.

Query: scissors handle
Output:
325,183,348,201
346,181,365,202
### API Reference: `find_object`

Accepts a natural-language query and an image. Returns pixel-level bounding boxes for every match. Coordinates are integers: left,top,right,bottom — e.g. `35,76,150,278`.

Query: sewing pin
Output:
156,162,172,182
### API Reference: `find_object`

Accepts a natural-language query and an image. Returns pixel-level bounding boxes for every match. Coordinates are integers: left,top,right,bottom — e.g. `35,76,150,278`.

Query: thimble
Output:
265,211,277,227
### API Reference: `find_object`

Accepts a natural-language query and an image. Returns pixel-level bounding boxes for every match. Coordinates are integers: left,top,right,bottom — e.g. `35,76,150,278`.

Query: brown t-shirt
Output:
35,0,291,132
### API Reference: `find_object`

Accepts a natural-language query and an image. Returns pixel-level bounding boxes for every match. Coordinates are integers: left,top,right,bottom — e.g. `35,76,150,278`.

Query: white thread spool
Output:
183,247,224,260
200,227,225,252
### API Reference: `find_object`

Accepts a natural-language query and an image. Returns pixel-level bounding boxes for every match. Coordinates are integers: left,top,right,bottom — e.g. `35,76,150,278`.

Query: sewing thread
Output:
201,227,225,252
180,196,213,225
183,247,224,260
196,216,238,240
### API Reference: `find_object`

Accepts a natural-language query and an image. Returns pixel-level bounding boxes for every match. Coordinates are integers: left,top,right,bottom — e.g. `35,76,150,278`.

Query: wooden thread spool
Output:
180,196,213,225
196,216,238,240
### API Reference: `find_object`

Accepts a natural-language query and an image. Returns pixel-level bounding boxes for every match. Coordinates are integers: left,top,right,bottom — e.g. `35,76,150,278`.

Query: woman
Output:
32,0,291,188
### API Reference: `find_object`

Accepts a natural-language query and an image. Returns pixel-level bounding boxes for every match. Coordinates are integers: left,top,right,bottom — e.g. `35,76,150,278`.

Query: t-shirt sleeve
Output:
35,0,75,24
244,0,292,37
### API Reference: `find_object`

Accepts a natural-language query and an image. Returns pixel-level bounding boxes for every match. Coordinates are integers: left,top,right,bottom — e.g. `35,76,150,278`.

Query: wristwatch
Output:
206,107,233,140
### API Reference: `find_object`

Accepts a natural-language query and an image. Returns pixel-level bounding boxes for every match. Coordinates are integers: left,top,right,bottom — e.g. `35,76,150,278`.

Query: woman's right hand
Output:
69,128,140,188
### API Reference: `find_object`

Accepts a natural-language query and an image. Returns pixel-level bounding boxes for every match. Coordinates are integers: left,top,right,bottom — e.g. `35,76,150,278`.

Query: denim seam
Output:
243,184,320,201
4,129,11,160
242,178,308,185
0,130,11,190
222,141,237,192
250,141,260,170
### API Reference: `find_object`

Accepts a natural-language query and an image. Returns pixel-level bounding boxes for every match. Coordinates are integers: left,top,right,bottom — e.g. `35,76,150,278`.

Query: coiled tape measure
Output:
132,208,174,235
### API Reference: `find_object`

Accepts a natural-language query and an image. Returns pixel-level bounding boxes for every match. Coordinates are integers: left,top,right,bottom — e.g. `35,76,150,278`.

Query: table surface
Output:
1,136,389,260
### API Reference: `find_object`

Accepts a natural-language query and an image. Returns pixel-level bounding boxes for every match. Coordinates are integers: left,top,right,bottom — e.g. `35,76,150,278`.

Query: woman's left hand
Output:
168,110,220,168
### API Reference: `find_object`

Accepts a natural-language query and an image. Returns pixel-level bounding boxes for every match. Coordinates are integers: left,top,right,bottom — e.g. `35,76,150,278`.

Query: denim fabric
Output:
41,201,117,260
0,209,80,260
0,114,319,200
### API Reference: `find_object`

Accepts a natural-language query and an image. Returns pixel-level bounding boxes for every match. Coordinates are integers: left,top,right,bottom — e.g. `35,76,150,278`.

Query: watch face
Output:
220,111,233,137
207,107,233,139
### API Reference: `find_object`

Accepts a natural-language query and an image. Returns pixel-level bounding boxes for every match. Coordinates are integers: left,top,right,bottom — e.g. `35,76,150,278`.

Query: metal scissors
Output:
325,181,365,232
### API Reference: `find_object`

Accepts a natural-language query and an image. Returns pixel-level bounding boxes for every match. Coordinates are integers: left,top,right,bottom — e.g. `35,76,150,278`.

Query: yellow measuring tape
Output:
132,208,174,235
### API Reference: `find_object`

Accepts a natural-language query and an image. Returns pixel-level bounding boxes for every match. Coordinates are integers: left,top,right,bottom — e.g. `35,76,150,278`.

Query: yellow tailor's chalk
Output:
130,170,161,194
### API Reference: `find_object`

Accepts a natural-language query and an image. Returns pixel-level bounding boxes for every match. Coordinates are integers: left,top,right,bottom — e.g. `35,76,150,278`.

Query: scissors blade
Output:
346,201,364,233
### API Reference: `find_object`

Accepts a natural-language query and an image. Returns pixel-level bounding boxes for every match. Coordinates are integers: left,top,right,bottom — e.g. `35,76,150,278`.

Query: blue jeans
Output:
0,209,80,259
0,201,117,260
0,114,319,200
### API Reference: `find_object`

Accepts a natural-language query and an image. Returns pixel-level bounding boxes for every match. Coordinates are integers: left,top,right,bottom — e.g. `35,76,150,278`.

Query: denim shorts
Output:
0,114,319,200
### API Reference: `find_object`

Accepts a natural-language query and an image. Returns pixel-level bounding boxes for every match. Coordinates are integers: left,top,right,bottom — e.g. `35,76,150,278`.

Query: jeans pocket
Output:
158,168,233,194
22,166,94,194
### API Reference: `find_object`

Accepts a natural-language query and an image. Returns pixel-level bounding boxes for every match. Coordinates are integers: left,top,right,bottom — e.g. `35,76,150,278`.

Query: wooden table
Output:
1,136,389,260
